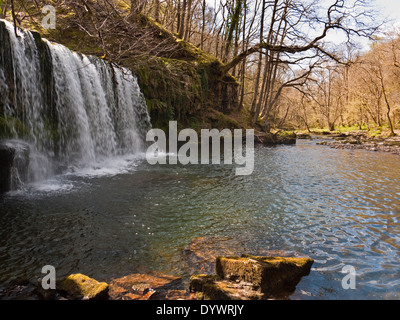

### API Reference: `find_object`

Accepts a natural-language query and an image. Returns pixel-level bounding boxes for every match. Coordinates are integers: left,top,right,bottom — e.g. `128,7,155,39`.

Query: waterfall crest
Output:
0,20,151,187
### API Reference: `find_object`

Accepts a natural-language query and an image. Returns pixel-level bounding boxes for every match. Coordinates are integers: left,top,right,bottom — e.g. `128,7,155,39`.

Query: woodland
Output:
1,0,398,135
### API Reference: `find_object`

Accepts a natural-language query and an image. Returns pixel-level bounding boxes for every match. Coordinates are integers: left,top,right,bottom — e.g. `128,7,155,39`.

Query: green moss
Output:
126,55,208,130
208,112,241,130
12,6,241,131
58,274,109,300
0,116,29,139
276,130,296,139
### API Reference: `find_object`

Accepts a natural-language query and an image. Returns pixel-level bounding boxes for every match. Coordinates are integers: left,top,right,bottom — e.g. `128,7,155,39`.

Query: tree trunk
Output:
179,0,187,38
184,0,192,40
380,70,396,136
250,0,266,115
201,0,206,50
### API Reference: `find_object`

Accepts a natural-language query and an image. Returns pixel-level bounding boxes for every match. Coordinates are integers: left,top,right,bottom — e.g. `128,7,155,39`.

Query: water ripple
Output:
1,141,400,299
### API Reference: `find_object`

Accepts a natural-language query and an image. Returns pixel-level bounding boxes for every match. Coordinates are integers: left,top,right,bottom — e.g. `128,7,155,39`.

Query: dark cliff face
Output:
125,56,239,132
0,143,15,193
0,141,30,193
0,20,14,117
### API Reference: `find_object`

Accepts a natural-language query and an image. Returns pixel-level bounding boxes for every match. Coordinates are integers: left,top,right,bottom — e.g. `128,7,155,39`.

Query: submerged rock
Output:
182,236,244,275
109,272,188,300
190,254,314,300
0,280,40,300
57,274,109,300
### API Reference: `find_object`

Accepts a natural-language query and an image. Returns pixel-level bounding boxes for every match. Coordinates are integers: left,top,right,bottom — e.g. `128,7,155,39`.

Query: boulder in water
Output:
217,255,314,296
253,132,297,146
190,254,314,300
190,274,264,300
57,274,109,300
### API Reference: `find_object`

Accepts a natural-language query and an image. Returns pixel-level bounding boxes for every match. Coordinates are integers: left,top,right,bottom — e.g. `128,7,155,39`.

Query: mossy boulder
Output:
57,274,109,300
189,274,219,293
189,274,263,300
216,255,313,297
275,131,297,145
254,132,296,146
190,255,314,300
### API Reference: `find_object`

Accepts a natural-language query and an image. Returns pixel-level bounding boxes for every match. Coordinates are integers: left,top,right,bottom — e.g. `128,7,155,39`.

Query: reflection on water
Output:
0,140,399,299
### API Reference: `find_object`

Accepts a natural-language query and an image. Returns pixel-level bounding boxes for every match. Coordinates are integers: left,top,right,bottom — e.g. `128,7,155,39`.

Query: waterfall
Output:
0,20,151,188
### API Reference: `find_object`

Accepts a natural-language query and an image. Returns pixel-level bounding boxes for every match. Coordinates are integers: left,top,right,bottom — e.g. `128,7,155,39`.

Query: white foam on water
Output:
64,153,145,178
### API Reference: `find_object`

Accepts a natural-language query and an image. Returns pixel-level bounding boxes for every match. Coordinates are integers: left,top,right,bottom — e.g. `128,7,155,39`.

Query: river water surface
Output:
1,139,399,299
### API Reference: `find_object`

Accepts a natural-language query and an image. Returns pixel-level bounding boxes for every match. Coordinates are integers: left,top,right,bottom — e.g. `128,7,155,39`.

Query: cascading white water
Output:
0,20,151,187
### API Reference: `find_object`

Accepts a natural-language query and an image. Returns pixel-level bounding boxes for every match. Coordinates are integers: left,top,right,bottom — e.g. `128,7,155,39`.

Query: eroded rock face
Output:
217,255,314,296
0,140,30,193
0,143,15,193
190,274,264,300
57,274,109,300
191,255,314,300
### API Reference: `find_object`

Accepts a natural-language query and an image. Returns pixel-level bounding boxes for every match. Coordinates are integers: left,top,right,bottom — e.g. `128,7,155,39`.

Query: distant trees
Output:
283,36,400,133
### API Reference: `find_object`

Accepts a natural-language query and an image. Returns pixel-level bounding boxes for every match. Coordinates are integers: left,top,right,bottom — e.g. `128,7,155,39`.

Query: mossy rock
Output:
201,280,264,300
0,116,29,139
189,274,218,293
275,131,297,145
57,274,109,300
189,274,263,300
216,255,314,297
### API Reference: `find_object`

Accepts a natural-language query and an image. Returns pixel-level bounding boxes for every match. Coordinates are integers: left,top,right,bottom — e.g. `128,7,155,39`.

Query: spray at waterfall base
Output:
146,121,255,176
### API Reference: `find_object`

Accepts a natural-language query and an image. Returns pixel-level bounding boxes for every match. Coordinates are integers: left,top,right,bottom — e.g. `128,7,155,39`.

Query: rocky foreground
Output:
0,253,313,300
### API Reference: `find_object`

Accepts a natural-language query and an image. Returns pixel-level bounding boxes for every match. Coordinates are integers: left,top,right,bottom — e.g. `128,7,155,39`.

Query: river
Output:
0,139,400,300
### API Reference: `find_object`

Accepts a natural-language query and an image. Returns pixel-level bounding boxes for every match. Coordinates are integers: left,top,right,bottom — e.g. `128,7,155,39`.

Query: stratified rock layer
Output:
191,255,314,300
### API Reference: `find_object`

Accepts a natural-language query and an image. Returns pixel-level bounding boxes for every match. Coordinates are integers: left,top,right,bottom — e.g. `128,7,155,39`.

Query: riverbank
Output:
0,255,313,301
0,236,313,300
309,130,400,156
